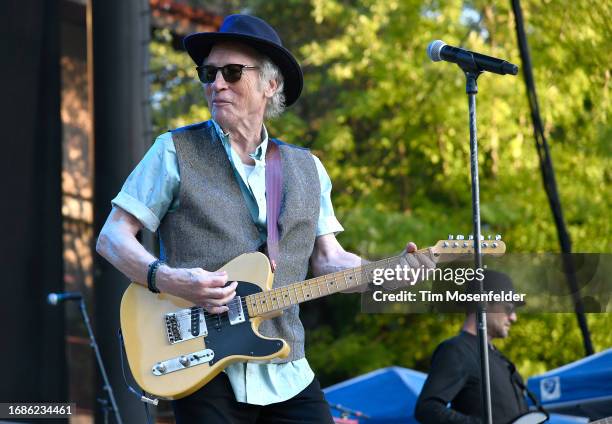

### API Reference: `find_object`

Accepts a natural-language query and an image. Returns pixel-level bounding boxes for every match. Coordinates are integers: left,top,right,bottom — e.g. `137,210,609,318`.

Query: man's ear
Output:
264,78,278,98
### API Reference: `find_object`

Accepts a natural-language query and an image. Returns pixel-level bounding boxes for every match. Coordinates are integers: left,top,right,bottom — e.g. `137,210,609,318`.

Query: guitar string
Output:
167,269,370,321
169,274,363,321
159,246,496,326
167,253,431,321
162,246,475,321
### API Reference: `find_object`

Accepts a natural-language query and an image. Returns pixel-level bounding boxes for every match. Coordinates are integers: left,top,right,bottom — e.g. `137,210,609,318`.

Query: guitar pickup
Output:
227,296,245,325
165,308,207,345
152,349,215,376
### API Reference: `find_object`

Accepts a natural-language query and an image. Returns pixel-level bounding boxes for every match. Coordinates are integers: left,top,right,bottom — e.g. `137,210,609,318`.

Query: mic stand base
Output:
79,300,124,424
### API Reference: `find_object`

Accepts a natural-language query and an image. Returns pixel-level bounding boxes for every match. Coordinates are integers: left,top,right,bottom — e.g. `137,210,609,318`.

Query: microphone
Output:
47,291,83,305
427,40,518,75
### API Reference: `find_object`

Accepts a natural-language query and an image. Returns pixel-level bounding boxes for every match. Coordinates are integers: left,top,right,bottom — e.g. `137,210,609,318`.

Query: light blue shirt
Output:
112,121,343,405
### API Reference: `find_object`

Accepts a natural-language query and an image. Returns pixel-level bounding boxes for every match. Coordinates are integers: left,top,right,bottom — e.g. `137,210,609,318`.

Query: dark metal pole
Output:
510,0,593,356
466,71,493,424
92,0,152,422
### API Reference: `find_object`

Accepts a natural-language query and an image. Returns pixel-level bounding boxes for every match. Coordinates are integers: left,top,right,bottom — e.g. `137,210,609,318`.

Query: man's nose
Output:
211,69,228,90
508,311,517,323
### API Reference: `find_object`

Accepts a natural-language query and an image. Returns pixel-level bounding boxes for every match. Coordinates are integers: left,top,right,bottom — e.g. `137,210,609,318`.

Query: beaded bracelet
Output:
147,259,165,294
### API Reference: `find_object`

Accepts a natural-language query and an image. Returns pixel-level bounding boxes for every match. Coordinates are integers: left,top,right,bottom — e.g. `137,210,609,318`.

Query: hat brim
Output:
184,32,303,107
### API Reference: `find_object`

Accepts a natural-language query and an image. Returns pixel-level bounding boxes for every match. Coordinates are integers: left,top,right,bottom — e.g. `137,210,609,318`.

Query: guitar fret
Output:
279,289,284,309
271,290,279,310
346,271,354,287
267,291,274,311
289,286,296,304
269,291,277,311
304,283,313,301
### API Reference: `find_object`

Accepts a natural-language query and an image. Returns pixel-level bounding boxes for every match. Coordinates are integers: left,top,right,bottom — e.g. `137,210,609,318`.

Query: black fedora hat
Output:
184,14,303,107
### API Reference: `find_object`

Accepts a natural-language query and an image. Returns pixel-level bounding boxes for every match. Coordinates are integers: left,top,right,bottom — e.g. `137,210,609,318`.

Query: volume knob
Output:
179,356,190,367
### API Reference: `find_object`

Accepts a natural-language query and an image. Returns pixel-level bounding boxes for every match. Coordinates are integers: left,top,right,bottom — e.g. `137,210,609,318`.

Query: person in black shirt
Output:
415,270,530,424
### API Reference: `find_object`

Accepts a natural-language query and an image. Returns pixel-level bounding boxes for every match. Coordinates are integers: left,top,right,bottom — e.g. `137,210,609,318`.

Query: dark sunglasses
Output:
497,302,516,315
196,64,259,84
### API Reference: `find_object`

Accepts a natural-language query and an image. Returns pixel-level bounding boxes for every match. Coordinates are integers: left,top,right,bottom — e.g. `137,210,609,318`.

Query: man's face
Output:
486,302,517,339
203,42,274,130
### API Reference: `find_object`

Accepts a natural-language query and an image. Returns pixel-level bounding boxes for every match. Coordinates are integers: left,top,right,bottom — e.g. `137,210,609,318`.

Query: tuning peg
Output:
448,235,454,240
457,234,464,240
495,234,502,240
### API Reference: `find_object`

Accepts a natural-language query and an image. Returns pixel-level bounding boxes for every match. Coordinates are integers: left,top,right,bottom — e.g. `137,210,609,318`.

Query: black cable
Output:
144,402,153,424
510,0,594,356
117,330,157,424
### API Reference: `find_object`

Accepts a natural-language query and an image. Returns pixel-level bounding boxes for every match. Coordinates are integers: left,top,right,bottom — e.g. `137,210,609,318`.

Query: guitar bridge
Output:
165,307,207,345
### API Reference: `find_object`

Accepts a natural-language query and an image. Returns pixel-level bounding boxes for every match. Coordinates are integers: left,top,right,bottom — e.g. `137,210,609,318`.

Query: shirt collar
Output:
211,119,269,163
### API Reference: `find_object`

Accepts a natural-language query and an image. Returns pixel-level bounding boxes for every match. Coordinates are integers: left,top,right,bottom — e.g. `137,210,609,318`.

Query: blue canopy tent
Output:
323,366,591,424
323,366,427,424
527,348,612,420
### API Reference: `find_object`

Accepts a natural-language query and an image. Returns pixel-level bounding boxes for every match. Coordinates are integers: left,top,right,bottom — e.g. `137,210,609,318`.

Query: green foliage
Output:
150,0,611,386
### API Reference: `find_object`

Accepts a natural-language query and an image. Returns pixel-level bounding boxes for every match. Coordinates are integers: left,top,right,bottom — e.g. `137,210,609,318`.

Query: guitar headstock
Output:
430,234,506,261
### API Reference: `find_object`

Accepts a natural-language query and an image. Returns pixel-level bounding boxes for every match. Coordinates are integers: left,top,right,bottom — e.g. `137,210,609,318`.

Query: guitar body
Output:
120,252,289,400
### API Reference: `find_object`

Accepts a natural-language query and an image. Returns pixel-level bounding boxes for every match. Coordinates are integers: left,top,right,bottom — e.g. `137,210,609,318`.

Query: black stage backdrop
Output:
92,0,151,422
0,0,67,416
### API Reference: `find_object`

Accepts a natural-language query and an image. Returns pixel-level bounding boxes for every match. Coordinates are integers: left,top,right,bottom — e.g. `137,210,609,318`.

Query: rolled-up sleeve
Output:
312,155,344,236
111,132,180,232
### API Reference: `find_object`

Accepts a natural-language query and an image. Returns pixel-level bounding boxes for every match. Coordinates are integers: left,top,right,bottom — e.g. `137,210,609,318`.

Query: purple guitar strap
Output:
265,139,282,273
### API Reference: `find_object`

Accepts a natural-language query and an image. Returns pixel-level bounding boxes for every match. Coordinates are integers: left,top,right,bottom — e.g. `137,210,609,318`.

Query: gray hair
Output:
258,57,285,119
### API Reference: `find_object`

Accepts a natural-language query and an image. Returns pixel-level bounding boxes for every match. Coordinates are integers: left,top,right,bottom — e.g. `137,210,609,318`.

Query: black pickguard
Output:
202,281,284,365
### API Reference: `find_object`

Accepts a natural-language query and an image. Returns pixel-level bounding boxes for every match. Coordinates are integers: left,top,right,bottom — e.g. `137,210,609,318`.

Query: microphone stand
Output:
456,60,493,424
466,69,493,424
78,299,124,424
429,42,518,424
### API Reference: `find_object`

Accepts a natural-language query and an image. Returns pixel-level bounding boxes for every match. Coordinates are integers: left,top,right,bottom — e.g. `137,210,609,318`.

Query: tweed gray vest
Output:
159,121,320,362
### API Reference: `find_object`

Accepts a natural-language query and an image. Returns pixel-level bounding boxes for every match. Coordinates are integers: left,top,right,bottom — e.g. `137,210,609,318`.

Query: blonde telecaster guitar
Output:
120,237,505,399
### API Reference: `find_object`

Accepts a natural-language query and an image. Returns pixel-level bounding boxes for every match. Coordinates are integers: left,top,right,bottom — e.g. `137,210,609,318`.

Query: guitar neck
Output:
244,251,411,317
243,237,506,317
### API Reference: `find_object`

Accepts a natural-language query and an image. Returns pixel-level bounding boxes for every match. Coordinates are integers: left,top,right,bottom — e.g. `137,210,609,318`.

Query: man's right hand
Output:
156,266,238,314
